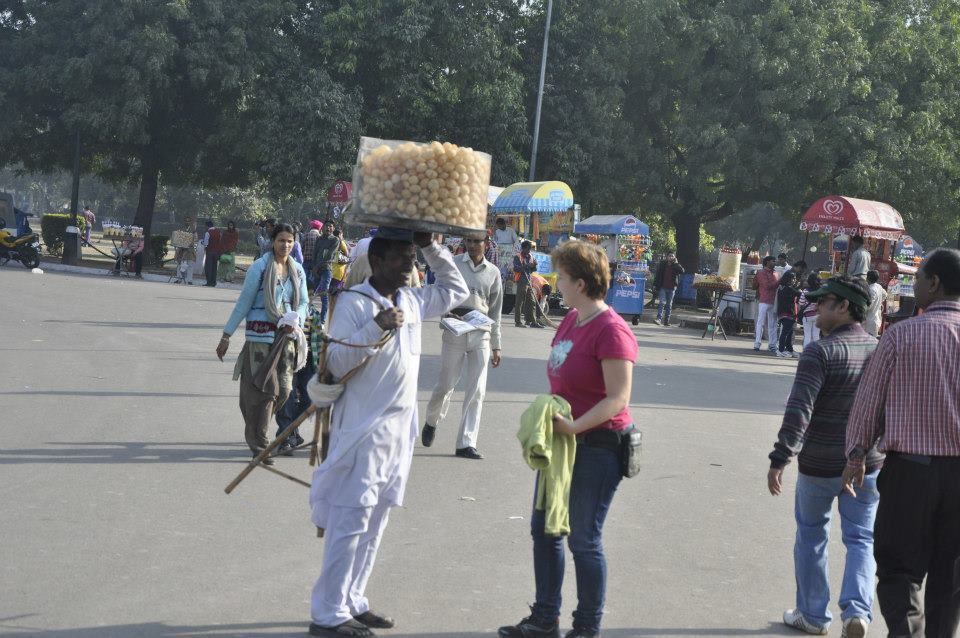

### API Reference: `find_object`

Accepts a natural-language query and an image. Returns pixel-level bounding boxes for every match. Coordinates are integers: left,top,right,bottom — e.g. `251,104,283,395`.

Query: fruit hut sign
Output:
800,196,905,241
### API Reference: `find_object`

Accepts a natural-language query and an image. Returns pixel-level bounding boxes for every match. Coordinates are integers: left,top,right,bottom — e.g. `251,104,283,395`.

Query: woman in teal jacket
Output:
216,223,309,461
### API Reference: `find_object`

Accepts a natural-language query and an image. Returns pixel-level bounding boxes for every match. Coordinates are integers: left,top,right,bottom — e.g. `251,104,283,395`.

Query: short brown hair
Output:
551,240,611,300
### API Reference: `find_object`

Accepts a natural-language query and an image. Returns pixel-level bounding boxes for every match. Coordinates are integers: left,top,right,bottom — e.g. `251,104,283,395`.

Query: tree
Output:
0,0,356,248
297,0,530,186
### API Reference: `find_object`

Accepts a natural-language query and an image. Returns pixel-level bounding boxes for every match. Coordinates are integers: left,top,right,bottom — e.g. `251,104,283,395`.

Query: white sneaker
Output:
777,350,791,358
783,609,829,635
653,318,662,326
841,617,868,638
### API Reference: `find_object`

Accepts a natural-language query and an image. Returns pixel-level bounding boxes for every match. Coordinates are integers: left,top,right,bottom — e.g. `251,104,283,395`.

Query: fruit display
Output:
693,273,735,292
353,137,492,235
617,234,650,262
101,223,143,239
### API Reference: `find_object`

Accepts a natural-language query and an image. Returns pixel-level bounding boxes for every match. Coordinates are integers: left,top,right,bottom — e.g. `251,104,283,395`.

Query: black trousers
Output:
204,252,219,286
875,452,960,638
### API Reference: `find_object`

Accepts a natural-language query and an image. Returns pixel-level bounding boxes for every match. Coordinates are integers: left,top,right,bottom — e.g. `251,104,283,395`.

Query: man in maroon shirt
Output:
753,256,781,352
843,248,960,638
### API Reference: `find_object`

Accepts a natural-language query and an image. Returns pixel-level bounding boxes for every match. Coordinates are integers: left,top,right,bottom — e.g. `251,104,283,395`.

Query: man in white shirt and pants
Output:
862,269,888,336
308,229,468,637
422,236,503,460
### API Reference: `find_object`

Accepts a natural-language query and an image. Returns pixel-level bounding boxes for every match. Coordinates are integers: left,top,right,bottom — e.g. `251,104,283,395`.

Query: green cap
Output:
805,278,871,310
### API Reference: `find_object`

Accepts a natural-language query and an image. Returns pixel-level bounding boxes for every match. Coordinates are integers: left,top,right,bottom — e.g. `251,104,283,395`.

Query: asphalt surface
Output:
0,265,887,637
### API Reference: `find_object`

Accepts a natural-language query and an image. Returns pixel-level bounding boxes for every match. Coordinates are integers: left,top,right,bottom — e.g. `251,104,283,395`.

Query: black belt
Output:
576,427,625,453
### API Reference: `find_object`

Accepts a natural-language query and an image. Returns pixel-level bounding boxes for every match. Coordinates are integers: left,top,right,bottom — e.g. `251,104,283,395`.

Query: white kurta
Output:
309,242,468,528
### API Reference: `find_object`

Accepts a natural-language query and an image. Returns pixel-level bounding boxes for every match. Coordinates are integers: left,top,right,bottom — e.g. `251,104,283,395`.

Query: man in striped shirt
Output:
843,248,960,638
768,276,880,637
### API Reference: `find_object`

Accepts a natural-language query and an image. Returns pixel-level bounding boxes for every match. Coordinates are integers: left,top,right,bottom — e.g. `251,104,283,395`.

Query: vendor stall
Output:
574,215,651,324
491,181,576,249
799,196,907,332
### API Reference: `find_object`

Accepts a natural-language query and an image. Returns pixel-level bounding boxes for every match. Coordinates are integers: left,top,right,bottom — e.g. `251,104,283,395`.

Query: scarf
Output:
262,254,301,323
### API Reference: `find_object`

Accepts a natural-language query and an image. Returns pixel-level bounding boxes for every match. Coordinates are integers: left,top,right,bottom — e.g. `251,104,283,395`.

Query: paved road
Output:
0,266,886,637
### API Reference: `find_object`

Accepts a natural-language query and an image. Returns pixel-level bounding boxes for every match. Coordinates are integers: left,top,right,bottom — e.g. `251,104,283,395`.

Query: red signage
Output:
326,180,352,203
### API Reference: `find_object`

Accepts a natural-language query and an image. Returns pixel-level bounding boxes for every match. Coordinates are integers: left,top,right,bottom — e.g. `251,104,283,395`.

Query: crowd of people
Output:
210,216,958,638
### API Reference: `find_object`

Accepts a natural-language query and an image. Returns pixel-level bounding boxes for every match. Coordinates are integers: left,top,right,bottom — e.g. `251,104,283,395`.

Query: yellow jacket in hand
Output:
517,394,576,535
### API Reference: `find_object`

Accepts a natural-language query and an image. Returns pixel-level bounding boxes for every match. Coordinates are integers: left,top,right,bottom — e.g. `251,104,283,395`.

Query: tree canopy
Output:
2,0,958,261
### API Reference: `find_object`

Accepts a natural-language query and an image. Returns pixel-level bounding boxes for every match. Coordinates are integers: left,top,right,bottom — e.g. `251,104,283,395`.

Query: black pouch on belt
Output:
620,425,642,478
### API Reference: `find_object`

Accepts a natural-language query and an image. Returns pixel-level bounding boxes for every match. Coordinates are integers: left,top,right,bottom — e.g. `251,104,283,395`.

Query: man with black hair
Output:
653,252,685,326
753,256,781,352
844,248,960,638
308,229,468,637
847,236,870,279
863,270,887,337
768,275,880,637
513,240,541,328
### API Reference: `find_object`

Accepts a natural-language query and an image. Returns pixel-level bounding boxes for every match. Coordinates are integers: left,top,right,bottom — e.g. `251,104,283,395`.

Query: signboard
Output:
894,235,923,263
326,180,352,203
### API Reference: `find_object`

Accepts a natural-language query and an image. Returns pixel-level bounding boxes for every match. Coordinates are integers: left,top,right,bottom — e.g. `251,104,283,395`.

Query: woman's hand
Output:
216,336,229,361
552,413,577,436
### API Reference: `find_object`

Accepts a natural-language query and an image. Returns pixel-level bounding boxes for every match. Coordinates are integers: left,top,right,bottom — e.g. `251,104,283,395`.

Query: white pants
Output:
802,315,820,347
311,502,391,627
425,330,491,449
177,260,194,282
193,245,205,281
754,303,778,350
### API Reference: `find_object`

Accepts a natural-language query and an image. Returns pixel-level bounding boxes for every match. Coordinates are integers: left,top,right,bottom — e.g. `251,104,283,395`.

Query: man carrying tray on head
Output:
307,227,469,637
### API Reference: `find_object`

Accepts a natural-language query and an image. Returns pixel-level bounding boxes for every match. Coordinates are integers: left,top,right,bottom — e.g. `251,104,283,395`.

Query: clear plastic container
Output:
350,136,492,238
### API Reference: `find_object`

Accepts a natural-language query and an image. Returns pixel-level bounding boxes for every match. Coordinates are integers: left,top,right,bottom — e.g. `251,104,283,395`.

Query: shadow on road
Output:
0,390,234,398
43,319,224,330
0,441,254,465
0,620,798,637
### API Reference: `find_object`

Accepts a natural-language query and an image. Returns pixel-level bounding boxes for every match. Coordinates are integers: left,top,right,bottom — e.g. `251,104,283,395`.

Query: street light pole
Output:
529,0,553,184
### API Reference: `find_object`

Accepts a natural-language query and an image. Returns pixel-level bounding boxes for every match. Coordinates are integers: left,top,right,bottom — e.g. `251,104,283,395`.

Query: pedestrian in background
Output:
653,251,684,326
776,270,802,358
216,223,308,464
329,226,350,295
217,220,240,283
847,236,871,279
302,220,322,287
768,275,880,638
800,272,822,347
754,256,781,353
311,221,345,326
513,240,541,328
843,248,960,638
423,236,503,460
82,205,95,245
862,270,887,337
193,220,208,284
174,217,198,285
202,220,222,287
499,239,637,638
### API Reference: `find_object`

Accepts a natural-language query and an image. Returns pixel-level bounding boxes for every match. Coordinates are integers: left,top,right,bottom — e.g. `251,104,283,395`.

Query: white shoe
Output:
791,351,800,358
783,609,829,635
841,617,868,638
653,318,662,326
776,350,791,358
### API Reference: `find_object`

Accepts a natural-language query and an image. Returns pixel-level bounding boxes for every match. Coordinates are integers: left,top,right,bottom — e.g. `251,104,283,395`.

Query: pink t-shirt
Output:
547,308,639,431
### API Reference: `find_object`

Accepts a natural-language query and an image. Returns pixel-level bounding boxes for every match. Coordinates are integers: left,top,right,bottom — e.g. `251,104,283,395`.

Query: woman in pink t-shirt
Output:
499,240,638,638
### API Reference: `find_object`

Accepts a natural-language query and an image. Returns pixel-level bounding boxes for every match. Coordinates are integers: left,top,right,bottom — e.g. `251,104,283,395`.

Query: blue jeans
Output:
531,444,622,632
794,471,880,626
314,269,333,324
657,288,676,321
275,356,316,442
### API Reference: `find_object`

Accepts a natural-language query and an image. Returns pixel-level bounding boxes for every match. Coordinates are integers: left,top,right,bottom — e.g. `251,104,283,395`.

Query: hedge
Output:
40,214,86,256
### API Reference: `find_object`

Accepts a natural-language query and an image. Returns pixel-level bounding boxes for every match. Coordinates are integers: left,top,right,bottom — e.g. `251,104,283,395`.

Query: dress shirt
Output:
846,300,960,465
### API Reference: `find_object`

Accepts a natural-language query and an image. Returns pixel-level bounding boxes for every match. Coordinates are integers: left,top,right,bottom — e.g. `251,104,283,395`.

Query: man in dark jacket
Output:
767,276,880,638
653,253,685,326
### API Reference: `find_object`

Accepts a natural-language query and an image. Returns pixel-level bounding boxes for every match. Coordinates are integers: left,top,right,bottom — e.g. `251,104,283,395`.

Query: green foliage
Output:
40,213,85,256
148,235,169,267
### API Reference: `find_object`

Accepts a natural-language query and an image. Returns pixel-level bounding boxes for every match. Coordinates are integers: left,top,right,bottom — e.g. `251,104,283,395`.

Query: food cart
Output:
799,196,908,331
574,215,651,324
491,181,576,312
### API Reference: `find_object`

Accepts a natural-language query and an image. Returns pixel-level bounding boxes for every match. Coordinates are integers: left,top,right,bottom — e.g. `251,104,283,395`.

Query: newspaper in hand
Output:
440,309,494,336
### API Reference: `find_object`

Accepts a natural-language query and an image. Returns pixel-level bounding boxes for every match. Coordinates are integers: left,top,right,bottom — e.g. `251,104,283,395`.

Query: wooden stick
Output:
258,464,312,488
224,405,315,494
